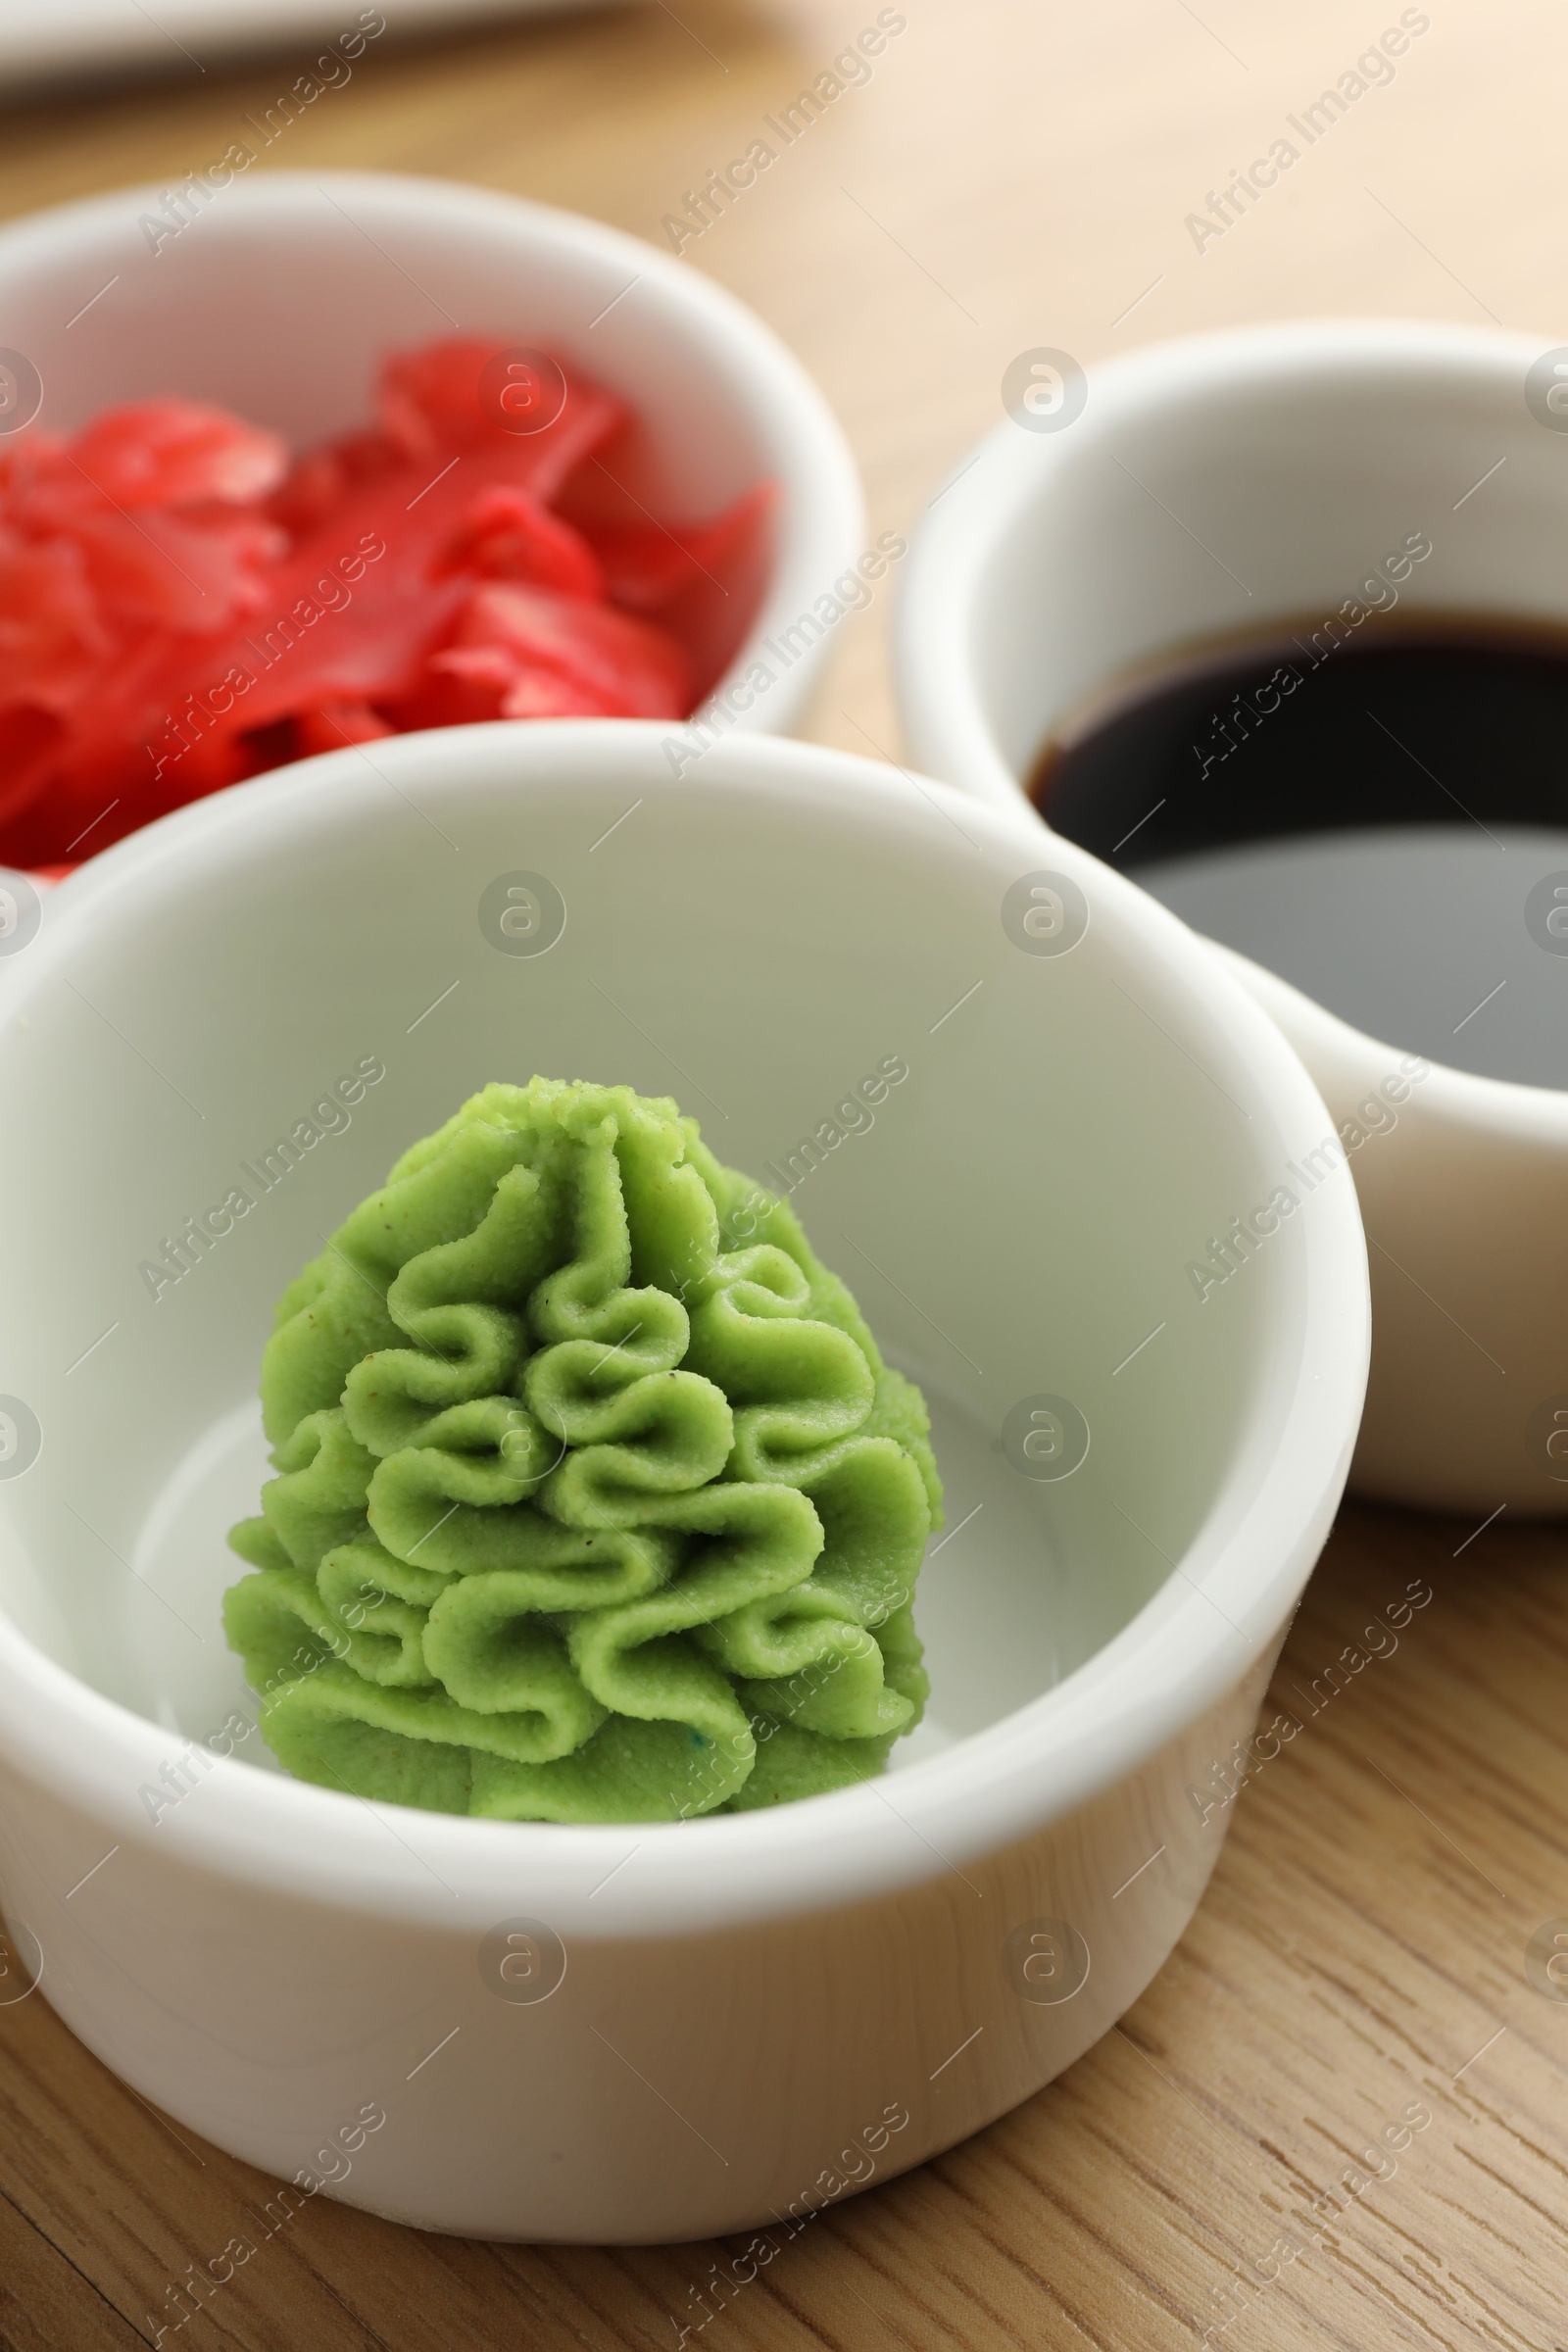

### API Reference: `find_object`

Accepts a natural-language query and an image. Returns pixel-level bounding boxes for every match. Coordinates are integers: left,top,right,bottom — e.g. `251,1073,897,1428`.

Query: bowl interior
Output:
0,730,1315,1782
958,329,1568,807
5,172,794,698
21,173,759,497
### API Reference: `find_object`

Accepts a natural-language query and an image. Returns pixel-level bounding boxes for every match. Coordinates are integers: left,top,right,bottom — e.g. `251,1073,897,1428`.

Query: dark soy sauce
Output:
1029,622,1568,1090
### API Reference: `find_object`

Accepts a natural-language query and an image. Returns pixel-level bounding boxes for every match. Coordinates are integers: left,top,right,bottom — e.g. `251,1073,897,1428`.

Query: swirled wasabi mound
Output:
223,1079,942,1822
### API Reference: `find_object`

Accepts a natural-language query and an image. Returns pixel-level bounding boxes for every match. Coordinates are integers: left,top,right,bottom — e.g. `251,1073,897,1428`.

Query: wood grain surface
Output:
4,3,1568,2346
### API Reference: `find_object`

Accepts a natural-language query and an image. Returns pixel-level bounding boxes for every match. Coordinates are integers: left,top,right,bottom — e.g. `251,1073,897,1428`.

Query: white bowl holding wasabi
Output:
0,721,1366,2239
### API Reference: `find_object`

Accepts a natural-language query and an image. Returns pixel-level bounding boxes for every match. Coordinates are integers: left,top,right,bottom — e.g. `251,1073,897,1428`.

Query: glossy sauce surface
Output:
1030,626,1568,1086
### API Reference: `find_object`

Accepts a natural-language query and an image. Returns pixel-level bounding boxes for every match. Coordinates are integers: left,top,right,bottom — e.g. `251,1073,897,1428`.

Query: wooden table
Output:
4,2,1567,2344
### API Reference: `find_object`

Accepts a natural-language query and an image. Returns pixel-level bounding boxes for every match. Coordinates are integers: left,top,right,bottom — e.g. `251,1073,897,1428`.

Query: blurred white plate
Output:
0,0,609,90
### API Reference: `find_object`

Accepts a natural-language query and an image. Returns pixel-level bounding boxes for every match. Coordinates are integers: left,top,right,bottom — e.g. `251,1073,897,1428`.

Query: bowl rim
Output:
1210,938,1568,1145
895,315,1568,1127
0,721,1369,1938
0,165,865,737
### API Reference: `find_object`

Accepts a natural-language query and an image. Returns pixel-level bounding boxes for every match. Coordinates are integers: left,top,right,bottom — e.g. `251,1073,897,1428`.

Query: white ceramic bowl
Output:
897,321,1568,1515
0,167,861,739
0,722,1366,2241
4,1,608,92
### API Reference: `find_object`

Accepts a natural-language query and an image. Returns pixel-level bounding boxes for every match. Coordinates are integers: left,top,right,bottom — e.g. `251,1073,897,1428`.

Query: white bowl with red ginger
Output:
0,169,865,876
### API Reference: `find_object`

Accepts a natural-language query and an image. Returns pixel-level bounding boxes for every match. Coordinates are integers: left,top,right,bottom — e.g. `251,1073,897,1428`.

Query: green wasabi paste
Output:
223,1079,942,1822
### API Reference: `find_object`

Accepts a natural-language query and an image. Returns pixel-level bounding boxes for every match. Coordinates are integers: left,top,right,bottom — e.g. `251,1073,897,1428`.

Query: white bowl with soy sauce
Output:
898,319,1568,1517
